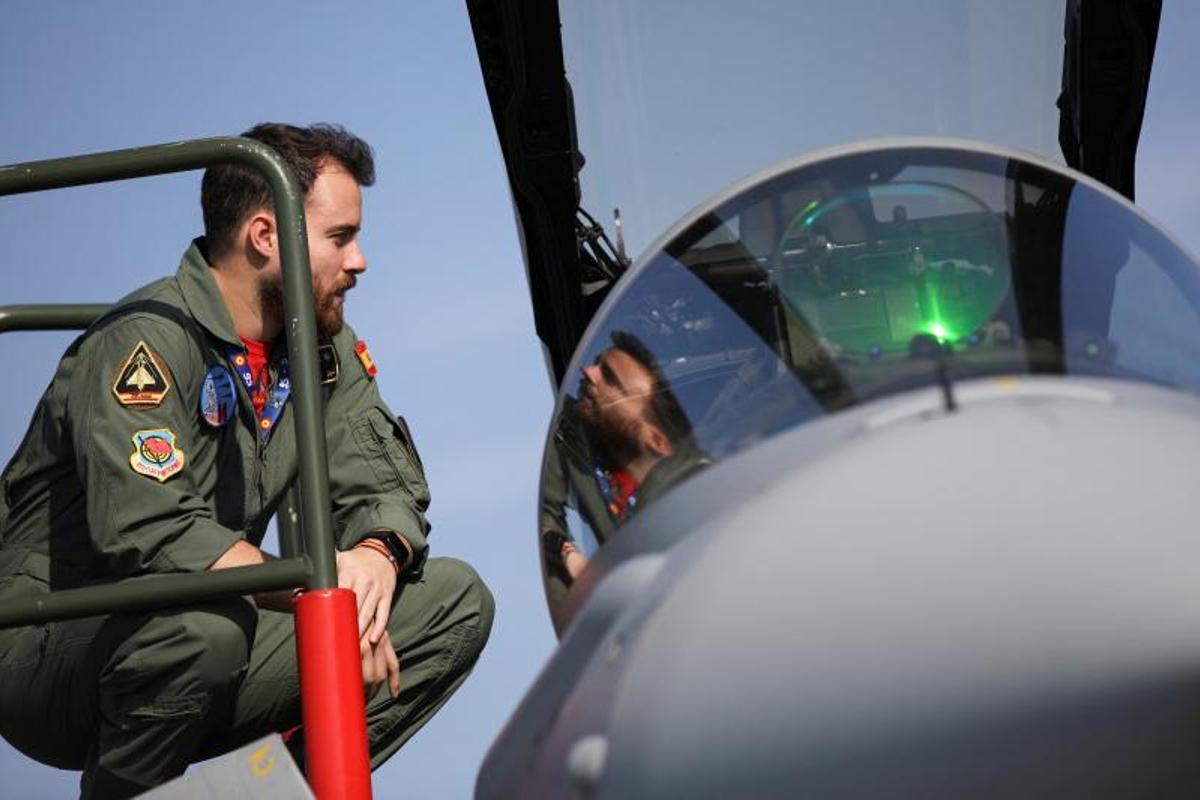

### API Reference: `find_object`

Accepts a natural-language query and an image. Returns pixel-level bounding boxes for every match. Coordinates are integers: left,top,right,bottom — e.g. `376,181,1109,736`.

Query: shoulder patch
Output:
199,366,237,428
113,341,171,408
354,340,378,378
129,428,185,482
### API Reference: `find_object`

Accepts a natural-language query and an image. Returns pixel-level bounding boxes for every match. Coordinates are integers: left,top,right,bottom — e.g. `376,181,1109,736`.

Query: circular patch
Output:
199,365,238,428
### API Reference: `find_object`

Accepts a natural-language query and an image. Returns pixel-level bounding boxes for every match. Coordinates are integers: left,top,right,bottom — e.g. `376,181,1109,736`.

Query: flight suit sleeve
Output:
69,314,242,576
323,327,430,566
539,422,569,536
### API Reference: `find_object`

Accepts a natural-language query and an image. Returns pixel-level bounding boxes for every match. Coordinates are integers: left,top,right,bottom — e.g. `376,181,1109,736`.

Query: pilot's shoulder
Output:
80,279,199,369
328,322,382,381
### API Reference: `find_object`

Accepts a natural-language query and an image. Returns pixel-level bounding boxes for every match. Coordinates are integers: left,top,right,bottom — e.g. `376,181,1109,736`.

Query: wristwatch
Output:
362,531,411,573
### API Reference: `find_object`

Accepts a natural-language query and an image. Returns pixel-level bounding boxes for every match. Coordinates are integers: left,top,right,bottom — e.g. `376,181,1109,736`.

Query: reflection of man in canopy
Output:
577,330,698,511
541,331,709,608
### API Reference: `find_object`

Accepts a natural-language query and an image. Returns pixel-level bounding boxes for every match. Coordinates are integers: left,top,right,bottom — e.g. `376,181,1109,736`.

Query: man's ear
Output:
644,425,673,459
246,210,277,261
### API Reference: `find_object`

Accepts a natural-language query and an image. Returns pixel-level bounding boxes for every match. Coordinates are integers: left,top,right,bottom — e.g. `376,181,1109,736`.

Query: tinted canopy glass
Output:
560,0,1066,259
538,142,1200,632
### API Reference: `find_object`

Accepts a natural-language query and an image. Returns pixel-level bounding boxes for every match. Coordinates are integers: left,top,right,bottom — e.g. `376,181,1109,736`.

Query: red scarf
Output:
239,336,272,415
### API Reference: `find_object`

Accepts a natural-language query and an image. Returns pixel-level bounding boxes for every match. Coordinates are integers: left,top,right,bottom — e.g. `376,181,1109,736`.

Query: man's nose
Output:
582,363,600,384
344,243,367,274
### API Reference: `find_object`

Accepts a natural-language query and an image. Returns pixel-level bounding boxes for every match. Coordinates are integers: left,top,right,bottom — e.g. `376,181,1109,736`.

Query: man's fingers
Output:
368,591,391,645
370,641,389,693
361,640,381,691
384,636,400,698
354,580,383,637
359,639,377,691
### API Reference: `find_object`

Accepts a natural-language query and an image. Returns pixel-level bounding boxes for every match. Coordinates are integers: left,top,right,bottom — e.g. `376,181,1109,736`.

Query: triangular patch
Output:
113,341,172,407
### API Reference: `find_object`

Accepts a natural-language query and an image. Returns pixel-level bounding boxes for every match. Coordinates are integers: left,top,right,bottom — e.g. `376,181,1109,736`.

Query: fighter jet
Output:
468,1,1200,796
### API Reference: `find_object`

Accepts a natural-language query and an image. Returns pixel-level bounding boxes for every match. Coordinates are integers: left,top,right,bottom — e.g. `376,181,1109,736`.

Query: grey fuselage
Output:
479,376,1200,798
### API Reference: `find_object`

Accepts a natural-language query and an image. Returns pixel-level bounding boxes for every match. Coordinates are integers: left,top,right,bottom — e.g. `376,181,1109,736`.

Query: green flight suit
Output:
538,398,710,621
0,240,494,799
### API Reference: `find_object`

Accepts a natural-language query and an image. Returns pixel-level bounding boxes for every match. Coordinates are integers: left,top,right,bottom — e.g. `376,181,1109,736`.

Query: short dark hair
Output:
201,122,375,257
609,330,695,446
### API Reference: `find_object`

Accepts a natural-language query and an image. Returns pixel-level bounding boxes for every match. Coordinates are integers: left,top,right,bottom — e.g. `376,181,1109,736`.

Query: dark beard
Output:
258,278,344,340
313,284,345,338
576,394,643,468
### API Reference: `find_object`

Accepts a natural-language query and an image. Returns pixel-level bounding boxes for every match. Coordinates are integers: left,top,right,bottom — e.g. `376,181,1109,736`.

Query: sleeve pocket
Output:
351,406,430,508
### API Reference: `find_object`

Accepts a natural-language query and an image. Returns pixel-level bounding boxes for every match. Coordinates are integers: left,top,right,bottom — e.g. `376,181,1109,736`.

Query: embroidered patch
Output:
199,365,238,428
129,428,185,482
113,341,171,407
318,343,339,385
354,340,378,378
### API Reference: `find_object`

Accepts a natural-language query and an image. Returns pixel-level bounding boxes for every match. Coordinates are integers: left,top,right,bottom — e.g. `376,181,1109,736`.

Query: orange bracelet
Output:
355,538,401,575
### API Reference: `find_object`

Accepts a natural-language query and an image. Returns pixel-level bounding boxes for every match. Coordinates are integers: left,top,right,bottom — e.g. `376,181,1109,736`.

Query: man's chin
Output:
575,395,596,424
316,308,345,339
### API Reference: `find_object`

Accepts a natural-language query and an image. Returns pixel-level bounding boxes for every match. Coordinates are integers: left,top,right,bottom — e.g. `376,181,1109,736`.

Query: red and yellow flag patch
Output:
355,340,378,378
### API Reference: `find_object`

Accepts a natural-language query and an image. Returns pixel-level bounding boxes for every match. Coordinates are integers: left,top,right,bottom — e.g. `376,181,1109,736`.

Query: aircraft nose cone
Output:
601,383,1200,798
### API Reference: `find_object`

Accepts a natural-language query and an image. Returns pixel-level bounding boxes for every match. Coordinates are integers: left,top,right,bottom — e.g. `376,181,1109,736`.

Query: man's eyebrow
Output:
327,224,360,237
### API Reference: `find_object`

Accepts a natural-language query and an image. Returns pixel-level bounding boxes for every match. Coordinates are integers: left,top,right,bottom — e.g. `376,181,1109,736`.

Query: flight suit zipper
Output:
254,360,279,522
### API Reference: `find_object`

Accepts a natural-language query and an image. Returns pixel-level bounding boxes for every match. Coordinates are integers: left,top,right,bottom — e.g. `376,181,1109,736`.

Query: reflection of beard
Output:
576,388,643,468
259,274,350,339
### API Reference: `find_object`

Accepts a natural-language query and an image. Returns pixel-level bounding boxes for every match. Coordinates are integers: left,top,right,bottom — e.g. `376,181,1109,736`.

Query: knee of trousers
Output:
427,557,495,671
103,598,258,701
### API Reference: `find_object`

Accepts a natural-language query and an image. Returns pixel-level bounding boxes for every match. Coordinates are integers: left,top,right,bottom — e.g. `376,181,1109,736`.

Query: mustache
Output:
329,276,357,295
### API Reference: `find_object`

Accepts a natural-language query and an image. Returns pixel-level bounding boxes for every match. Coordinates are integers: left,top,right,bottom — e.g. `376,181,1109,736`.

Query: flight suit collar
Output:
177,237,242,348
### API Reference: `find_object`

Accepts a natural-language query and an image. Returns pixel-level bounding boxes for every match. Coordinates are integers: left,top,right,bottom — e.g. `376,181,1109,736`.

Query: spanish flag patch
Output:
354,340,378,378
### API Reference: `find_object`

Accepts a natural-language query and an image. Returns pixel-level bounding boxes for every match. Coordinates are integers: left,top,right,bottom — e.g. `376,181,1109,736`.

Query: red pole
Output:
294,588,373,799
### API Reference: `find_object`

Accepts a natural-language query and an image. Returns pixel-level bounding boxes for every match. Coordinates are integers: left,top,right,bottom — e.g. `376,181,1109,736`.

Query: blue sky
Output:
1,2,1196,799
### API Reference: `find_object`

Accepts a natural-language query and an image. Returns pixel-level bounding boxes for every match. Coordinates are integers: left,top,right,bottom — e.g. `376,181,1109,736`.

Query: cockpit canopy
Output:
538,140,1200,632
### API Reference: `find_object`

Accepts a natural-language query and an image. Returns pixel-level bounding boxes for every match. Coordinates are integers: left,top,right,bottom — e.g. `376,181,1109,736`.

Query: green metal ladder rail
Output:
0,138,334,624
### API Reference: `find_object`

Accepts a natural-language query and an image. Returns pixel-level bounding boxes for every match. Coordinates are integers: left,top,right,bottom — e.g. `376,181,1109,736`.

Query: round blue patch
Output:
199,365,237,428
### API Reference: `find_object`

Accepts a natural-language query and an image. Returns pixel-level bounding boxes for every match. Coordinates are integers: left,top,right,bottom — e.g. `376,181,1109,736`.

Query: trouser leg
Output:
216,557,494,768
0,598,257,800
365,556,494,766
83,599,258,798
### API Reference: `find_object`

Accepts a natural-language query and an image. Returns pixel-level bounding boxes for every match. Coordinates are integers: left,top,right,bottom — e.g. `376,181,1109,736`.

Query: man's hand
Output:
336,546,398,645
361,630,400,699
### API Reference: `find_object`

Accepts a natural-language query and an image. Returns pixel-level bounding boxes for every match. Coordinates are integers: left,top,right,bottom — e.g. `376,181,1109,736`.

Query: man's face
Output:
576,347,657,465
259,162,366,338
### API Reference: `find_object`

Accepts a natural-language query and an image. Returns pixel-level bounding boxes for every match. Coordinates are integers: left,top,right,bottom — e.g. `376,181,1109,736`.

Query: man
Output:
0,123,493,798
540,330,709,617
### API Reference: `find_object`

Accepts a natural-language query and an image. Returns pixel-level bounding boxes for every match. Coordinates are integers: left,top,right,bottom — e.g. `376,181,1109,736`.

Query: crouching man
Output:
0,122,493,799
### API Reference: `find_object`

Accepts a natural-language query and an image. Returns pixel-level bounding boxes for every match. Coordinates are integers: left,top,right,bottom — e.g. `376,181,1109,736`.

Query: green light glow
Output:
920,280,956,342
786,199,821,232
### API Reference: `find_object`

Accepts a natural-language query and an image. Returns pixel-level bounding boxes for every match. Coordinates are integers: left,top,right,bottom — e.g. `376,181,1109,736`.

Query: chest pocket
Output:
352,406,430,510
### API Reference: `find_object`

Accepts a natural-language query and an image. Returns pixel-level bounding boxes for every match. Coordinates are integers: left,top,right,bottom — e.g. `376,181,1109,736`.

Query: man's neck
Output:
621,453,663,485
210,257,282,342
